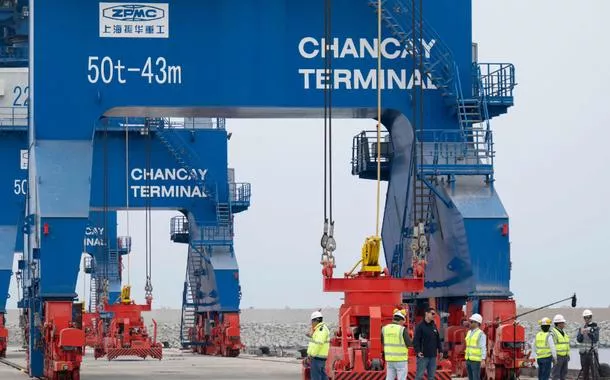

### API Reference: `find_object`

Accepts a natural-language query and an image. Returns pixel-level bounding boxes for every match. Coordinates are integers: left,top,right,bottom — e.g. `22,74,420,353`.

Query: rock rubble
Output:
5,320,610,351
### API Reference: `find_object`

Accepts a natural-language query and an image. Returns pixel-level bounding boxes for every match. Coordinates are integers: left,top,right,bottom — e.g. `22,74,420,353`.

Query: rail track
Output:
0,356,34,377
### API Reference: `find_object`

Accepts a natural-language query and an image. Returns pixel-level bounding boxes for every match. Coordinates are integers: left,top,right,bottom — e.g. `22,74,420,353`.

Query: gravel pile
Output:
152,321,610,351
149,322,340,351
6,322,22,347
4,309,609,351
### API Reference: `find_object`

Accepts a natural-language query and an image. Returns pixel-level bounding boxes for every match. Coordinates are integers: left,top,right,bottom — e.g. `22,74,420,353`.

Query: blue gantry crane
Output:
0,1,526,379
0,0,28,359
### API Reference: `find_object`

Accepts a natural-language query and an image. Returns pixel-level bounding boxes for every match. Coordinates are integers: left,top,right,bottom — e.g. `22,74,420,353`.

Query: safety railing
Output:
229,182,251,205
170,216,190,236
0,1,18,10
475,63,515,100
171,216,234,245
117,236,132,253
164,117,226,130
97,117,226,131
415,128,494,172
198,224,233,244
351,130,393,175
0,45,28,61
0,106,28,127
84,256,94,274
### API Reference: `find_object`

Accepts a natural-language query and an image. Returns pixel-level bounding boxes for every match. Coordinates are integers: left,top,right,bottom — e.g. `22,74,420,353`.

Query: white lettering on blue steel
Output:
13,179,27,195
99,3,169,39
87,56,182,85
84,227,105,247
14,150,29,195
20,149,28,170
129,168,209,198
297,37,438,90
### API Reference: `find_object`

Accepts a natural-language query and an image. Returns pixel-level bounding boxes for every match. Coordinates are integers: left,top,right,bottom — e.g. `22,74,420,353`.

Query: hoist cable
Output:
102,119,109,303
144,120,153,297
125,117,131,286
323,0,334,223
327,0,333,224
418,0,425,226
411,0,418,227
375,0,382,237
323,0,328,223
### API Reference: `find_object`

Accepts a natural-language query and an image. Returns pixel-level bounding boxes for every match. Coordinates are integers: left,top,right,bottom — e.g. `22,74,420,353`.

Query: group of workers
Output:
532,310,600,380
305,308,601,380
305,308,486,380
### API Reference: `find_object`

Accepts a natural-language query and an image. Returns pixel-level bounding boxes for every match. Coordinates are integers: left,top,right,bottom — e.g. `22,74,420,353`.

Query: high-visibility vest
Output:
535,331,552,359
307,322,330,359
465,329,483,362
552,327,570,357
382,323,408,362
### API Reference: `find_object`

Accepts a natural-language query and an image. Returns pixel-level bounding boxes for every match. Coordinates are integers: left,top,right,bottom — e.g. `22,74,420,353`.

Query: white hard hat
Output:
553,314,566,323
310,311,323,320
393,310,406,320
469,313,483,324
583,309,593,317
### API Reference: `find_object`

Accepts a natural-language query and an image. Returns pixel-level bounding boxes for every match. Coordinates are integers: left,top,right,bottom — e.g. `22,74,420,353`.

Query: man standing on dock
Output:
413,307,442,380
576,309,600,380
550,314,570,380
531,317,557,380
464,313,487,380
381,309,411,380
307,311,330,380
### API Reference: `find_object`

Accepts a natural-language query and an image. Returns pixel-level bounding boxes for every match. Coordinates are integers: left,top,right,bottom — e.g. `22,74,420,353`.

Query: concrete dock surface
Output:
2,345,608,379
0,346,302,379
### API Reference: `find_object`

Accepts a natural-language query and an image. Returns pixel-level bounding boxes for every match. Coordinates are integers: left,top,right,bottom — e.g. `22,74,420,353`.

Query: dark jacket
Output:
576,322,599,345
413,320,442,357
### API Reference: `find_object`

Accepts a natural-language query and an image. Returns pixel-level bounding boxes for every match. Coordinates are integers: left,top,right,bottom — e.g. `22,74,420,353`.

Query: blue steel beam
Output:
25,0,513,375
0,133,25,314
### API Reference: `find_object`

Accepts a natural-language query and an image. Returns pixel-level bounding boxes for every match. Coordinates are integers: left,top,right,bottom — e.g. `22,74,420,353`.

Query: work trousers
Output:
537,357,552,380
580,350,599,380
466,360,481,380
310,358,328,380
551,355,569,380
415,356,437,380
386,361,408,380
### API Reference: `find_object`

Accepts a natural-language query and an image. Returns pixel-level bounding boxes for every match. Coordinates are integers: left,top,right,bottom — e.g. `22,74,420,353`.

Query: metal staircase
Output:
368,0,477,128
413,178,435,229
180,274,197,347
148,118,208,195
107,250,120,287
150,118,235,228
216,203,231,226
389,176,437,279
180,243,211,347
89,275,98,313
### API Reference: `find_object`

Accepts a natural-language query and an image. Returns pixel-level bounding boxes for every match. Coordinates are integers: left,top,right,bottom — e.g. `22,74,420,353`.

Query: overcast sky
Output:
8,1,610,311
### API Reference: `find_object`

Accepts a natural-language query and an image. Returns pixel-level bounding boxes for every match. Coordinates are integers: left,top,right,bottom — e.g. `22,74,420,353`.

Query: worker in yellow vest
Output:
307,310,330,380
531,317,557,380
381,309,411,380
464,313,487,380
550,314,570,380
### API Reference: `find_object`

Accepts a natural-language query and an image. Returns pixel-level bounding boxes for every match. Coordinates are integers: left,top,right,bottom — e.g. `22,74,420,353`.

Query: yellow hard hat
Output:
392,308,406,317
539,317,551,326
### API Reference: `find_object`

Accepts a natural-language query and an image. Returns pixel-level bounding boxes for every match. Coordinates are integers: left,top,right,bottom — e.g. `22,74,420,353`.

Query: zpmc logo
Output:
102,4,165,22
